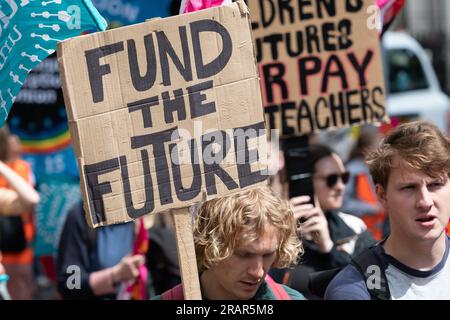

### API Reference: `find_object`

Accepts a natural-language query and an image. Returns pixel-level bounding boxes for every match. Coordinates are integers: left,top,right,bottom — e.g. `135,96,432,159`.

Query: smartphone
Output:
283,135,315,212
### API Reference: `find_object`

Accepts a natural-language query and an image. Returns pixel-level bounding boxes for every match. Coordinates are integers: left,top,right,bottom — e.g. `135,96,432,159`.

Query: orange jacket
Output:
0,159,35,265
355,174,386,241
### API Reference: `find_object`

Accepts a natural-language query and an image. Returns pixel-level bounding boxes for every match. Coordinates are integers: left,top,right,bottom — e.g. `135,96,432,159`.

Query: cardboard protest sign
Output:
248,0,389,135
58,1,268,227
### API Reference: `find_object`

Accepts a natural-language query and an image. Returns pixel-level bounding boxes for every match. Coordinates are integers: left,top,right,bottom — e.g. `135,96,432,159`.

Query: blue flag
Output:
0,0,107,127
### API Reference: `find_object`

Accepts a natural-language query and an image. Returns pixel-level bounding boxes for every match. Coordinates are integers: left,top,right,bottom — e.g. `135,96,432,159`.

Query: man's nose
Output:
416,186,433,210
247,257,265,280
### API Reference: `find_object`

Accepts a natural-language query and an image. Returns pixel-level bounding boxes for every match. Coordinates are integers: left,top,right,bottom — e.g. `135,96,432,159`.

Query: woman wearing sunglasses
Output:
277,143,376,299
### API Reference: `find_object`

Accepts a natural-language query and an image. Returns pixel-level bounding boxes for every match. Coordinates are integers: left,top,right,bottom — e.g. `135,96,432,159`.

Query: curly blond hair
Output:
366,121,450,188
194,186,302,273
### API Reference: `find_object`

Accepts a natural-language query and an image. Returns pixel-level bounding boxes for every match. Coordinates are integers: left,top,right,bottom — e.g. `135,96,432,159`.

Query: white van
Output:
382,31,450,134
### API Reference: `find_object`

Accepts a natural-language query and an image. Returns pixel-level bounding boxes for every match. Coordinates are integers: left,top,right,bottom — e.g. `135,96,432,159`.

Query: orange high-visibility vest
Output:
0,159,34,265
356,174,386,241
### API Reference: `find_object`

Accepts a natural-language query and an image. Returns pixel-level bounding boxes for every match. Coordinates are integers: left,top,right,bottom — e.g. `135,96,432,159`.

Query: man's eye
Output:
263,252,276,259
236,252,249,258
401,186,414,190
429,182,443,189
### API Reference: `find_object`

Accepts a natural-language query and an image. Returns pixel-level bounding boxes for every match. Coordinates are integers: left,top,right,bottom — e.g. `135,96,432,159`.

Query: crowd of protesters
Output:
1,0,449,302
1,120,449,300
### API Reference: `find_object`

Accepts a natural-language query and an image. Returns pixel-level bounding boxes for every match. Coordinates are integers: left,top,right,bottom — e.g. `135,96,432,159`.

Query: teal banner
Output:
33,175,81,257
0,0,107,127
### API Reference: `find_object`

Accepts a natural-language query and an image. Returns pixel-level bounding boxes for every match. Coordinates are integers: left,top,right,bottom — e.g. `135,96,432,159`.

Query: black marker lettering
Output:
329,91,346,127
281,102,296,135
321,54,348,93
120,150,155,218
346,0,364,12
202,130,239,195
346,89,361,125
187,80,216,118
85,42,124,103
348,50,373,87
234,122,268,188
131,127,179,206
259,0,276,27
162,89,186,124
169,139,202,201
298,100,314,133
262,63,288,103
127,34,157,92
128,96,159,128
298,56,321,95
314,97,330,130
157,27,192,86
190,19,232,79
84,158,120,224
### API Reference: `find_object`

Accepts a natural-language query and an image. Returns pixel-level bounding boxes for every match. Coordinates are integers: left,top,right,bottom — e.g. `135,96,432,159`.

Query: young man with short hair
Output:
325,121,450,300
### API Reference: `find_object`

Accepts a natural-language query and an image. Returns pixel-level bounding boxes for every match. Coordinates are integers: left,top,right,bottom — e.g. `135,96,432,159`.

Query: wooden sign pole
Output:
172,207,202,300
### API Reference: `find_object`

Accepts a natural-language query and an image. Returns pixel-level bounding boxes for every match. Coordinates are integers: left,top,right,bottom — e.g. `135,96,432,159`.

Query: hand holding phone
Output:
289,195,333,253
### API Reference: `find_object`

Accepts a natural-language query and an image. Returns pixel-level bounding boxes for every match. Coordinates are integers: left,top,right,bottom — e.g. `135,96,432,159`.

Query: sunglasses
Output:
316,172,350,188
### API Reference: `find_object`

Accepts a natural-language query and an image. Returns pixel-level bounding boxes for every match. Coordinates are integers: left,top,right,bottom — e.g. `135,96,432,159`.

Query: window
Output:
387,49,429,93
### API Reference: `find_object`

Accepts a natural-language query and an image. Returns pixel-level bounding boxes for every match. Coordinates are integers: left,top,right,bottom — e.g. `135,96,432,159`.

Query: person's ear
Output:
376,184,387,208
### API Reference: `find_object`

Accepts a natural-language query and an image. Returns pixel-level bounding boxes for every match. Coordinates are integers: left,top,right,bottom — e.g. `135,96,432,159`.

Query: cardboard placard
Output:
58,1,268,227
248,0,389,135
